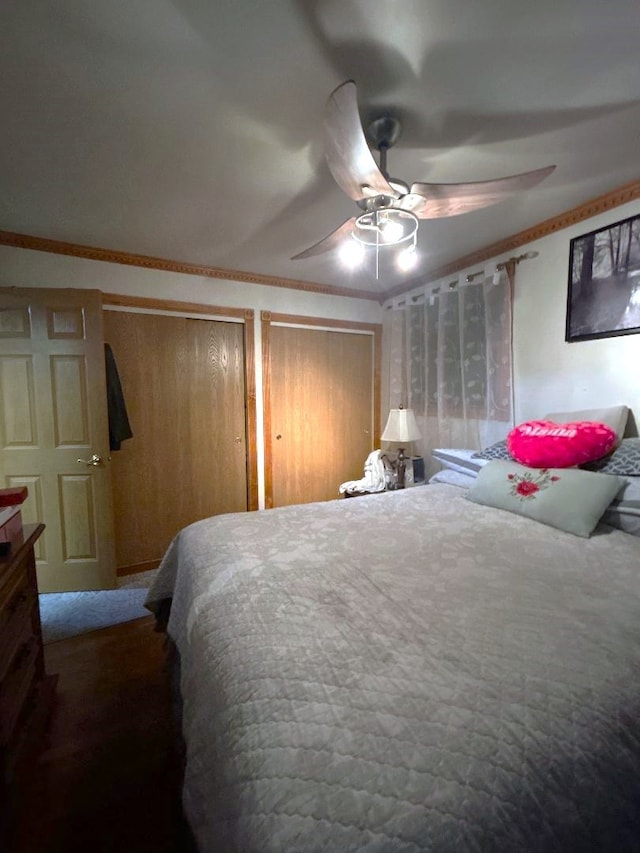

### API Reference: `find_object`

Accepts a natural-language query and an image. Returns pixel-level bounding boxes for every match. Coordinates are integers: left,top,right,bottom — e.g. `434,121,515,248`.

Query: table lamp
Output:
380,406,422,489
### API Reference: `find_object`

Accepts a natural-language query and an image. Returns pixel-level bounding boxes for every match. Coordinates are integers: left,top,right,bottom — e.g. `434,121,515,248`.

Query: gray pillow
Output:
430,448,487,476
581,438,640,476
471,439,512,461
466,460,624,537
543,405,629,441
601,476,640,537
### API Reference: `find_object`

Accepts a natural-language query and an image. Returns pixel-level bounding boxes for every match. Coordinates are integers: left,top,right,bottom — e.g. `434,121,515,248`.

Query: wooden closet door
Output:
269,325,374,507
102,311,248,574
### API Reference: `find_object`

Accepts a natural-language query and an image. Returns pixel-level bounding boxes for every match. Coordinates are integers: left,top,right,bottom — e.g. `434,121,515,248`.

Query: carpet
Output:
39,569,159,644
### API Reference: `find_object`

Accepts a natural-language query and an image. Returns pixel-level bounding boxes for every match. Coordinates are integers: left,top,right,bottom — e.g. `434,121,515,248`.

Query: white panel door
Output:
0,288,116,591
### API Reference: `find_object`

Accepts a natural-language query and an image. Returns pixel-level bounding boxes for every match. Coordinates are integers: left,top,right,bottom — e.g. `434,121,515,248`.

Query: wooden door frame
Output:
102,293,258,512
261,311,382,509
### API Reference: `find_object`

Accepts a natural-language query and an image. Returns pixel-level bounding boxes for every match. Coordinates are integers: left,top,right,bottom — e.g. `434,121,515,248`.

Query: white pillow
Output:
431,448,488,477
429,469,476,489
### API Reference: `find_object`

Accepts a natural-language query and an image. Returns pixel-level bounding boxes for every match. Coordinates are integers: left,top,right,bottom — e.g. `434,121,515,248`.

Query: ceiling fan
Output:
291,80,555,267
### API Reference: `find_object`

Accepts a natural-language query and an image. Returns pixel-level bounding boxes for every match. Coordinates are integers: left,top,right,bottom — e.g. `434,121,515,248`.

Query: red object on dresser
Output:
0,488,28,551
0,487,28,508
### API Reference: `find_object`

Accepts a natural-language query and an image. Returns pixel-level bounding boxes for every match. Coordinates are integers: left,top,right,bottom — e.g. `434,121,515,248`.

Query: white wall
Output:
0,246,382,323
511,199,640,432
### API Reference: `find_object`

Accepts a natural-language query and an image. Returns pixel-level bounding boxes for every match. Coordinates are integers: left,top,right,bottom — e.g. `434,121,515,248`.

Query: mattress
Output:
146,484,640,852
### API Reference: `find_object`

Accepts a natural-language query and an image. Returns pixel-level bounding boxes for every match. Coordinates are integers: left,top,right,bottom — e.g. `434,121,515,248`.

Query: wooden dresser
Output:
0,524,56,838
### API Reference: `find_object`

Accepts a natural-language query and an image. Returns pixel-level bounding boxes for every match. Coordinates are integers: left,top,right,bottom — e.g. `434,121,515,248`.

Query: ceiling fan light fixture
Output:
379,216,404,244
353,208,418,248
338,238,365,269
396,243,418,272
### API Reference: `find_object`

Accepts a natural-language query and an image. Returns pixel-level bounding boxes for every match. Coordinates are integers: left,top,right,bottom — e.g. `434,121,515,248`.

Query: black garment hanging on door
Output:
104,342,133,451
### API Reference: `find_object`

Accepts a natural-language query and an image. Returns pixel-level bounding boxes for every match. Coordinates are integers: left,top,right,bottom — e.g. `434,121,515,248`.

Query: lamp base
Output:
396,447,406,489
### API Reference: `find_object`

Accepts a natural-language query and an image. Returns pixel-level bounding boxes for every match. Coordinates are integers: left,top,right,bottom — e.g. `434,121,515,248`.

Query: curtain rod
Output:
465,250,539,281
387,250,541,308
496,250,539,272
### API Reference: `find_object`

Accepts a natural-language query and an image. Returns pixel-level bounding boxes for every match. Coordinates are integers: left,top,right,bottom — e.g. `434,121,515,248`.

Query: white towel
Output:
339,449,392,494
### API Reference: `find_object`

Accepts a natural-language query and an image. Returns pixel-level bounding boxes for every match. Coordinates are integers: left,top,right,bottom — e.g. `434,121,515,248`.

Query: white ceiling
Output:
2,1,640,297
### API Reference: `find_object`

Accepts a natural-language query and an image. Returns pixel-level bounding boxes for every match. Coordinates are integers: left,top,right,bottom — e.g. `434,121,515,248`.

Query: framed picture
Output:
565,212,640,342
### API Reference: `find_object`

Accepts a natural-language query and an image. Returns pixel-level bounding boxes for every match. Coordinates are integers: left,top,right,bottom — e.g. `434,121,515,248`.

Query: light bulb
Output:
380,217,404,243
339,239,365,269
396,245,418,272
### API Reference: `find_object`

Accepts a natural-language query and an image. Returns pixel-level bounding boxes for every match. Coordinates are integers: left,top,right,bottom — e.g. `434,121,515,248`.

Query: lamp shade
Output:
380,408,421,443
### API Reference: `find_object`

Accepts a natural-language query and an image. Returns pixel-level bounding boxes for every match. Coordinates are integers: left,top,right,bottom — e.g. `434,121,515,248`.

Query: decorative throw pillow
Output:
471,439,512,461
466,460,624,537
581,438,640,476
507,420,616,468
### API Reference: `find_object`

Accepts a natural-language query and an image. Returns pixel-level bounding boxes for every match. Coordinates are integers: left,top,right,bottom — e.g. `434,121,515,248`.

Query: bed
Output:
146,474,640,853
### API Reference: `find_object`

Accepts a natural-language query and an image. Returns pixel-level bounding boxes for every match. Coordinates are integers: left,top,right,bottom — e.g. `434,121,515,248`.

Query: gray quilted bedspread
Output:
146,484,640,852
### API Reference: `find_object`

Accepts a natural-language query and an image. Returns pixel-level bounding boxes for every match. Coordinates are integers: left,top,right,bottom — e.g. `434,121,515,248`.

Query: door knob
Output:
77,454,103,467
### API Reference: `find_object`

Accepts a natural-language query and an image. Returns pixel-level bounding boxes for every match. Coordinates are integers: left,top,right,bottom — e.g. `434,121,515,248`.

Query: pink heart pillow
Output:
507,420,616,468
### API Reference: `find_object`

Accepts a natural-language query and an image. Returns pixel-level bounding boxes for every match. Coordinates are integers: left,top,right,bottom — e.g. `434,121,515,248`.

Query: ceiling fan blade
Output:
401,165,556,219
324,80,400,203
291,217,357,260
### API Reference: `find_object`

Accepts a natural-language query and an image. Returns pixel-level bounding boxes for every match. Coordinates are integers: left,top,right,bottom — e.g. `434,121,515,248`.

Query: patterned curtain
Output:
386,268,514,477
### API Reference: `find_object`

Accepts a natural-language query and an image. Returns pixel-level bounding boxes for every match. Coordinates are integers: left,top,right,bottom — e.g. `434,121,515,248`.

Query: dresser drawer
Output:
0,522,55,846
0,569,34,676
0,633,38,745
0,557,30,610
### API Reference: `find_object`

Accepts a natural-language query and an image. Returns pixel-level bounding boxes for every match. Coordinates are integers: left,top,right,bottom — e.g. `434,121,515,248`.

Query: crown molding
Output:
101,292,253,319
383,177,640,302
0,229,381,303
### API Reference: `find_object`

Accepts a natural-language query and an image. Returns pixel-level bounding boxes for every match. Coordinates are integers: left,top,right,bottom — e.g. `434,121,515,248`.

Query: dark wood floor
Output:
10,617,192,852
